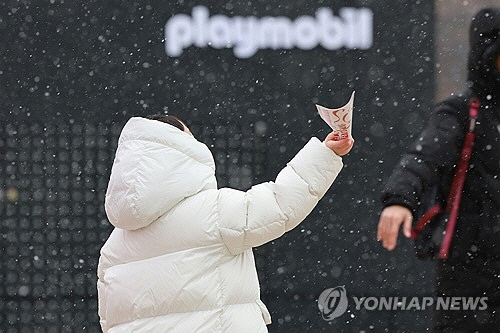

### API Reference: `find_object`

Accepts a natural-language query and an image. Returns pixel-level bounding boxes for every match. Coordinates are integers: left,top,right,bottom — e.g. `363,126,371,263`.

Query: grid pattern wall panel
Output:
0,120,266,332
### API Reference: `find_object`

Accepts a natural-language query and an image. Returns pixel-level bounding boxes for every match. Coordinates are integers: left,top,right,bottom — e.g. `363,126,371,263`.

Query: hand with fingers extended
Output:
377,205,413,251
324,133,354,156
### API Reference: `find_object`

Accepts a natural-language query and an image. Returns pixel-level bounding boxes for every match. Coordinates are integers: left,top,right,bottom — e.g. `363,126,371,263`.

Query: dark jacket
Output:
382,7,500,258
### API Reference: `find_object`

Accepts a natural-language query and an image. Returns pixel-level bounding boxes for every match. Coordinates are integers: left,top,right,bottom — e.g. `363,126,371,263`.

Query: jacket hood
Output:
105,117,217,230
468,7,500,96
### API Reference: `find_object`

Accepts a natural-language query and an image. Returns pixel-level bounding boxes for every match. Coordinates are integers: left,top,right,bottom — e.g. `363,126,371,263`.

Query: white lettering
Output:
406,297,420,310
165,14,193,57
294,16,319,50
208,15,231,48
436,297,450,310
462,297,479,310
422,297,434,310
378,297,392,310
260,16,293,50
393,297,406,310
340,8,373,49
479,297,488,310
450,297,461,310
165,6,374,58
192,6,208,47
233,17,258,58
364,297,378,311
318,8,343,49
352,296,365,310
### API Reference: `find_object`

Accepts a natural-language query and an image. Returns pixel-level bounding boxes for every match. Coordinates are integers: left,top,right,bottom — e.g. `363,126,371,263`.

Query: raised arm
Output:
217,136,352,255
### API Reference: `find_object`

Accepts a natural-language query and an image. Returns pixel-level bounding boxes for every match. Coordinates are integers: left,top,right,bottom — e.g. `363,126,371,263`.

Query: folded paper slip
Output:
316,91,355,140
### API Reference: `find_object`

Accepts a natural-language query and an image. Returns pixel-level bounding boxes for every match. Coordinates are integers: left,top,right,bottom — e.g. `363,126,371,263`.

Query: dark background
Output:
1,0,435,332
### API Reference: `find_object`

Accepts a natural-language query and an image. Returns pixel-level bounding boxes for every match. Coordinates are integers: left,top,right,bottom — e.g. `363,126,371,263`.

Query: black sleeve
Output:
381,99,467,212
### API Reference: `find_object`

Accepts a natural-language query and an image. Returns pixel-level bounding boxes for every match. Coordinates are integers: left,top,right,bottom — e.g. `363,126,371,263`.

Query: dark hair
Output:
146,114,185,131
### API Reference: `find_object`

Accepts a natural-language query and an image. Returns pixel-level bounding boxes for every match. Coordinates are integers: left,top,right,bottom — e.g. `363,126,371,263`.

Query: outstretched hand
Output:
324,133,354,156
377,205,413,251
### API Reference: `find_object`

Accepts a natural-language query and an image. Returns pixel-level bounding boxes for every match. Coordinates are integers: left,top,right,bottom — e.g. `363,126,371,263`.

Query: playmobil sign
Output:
165,6,373,58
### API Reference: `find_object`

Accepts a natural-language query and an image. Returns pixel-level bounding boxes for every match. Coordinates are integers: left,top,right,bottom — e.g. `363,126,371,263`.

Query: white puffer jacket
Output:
97,117,343,332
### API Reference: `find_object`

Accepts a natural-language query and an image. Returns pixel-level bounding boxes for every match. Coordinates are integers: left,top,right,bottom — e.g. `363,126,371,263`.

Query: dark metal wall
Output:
1,1,435,332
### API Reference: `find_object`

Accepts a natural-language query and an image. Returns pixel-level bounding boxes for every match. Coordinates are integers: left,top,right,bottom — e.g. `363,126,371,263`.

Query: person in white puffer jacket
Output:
98,114,353,333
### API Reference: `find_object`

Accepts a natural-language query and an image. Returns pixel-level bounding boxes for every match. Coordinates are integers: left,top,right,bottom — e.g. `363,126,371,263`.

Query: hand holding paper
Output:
324,135,354,156
316,91,355,141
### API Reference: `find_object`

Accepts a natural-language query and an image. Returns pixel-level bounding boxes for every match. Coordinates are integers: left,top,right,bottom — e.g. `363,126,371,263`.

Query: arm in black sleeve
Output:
381,100,467,212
